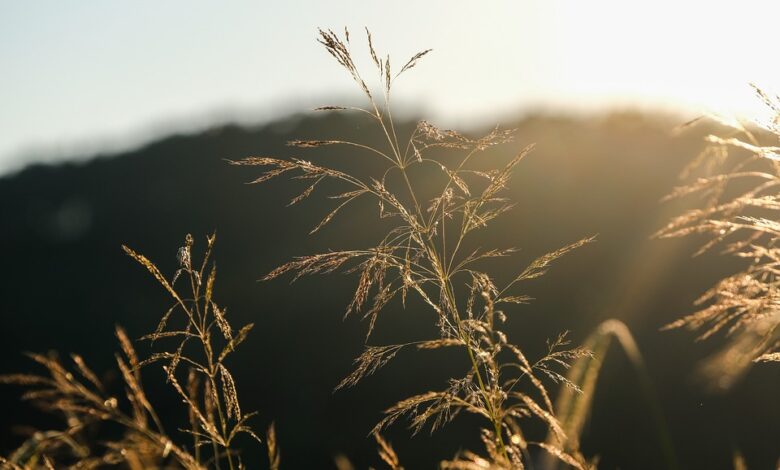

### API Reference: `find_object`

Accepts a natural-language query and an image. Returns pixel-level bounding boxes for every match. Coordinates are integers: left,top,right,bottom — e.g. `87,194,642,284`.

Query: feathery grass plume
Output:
238,27,594,468
0,333,200,469
657,86,780,388
374,433,403,470
1,234,269,469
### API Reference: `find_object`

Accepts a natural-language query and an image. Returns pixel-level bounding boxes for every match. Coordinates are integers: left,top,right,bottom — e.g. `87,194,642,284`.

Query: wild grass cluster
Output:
0,235,277,469
1,27,778,470
657,87,780,389
233,28,598,469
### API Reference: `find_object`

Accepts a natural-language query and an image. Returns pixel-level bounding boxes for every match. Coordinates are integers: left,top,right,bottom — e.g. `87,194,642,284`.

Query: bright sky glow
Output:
1,1,779,174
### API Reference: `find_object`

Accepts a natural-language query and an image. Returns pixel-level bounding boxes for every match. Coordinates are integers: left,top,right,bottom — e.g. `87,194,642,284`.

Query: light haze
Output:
1,1,778,174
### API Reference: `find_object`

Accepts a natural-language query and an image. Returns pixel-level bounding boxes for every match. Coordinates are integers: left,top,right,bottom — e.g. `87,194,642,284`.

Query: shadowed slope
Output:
0,111,777,469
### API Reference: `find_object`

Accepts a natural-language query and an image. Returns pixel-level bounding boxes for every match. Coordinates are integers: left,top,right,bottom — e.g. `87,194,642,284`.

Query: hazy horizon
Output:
3,1,780,175
0,96,695,177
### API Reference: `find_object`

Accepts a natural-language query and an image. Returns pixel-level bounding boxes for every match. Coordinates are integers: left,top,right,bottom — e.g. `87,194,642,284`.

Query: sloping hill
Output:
1,111,777,469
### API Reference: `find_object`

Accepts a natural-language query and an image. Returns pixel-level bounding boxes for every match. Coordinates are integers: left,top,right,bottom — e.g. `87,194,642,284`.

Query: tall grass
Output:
657,87,780,389
0,235,275,469
234,28,595,469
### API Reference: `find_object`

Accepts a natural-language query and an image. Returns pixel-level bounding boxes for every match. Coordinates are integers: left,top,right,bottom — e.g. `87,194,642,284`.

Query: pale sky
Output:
1,1,779,174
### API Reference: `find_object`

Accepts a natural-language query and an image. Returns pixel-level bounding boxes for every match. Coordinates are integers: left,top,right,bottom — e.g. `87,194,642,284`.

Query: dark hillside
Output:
1,112,777,469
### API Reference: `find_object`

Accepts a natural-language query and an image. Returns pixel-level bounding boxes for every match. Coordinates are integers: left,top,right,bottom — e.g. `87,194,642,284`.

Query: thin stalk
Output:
374,94,511,461
442,278,510,461
190,265,235,470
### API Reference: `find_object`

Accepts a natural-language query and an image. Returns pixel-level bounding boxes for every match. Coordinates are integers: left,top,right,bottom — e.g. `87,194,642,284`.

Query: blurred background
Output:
1,1,779,469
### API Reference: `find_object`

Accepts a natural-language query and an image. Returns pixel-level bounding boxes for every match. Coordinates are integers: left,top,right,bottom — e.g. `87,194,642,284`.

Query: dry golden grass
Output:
657,86,780,389
1,235,271,469
236,28,595,469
